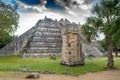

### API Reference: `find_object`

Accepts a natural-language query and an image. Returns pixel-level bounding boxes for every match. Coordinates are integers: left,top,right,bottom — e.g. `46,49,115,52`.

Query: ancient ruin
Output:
61,23,84,65
0,17,105,58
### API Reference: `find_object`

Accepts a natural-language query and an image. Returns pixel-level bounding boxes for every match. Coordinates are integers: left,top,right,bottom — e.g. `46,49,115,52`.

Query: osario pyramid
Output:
0,17,105,57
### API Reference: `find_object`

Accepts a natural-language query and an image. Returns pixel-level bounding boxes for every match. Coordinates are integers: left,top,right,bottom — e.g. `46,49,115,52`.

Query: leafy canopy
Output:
82,0,120,43
0,1,19,38
0,1,19,48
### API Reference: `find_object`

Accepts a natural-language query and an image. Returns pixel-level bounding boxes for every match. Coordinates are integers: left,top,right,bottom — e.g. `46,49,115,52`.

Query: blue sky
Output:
19,0,40,5
2,0,100,37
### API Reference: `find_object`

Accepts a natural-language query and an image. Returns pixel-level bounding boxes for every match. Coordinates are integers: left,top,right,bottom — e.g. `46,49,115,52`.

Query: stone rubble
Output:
25,72,40,79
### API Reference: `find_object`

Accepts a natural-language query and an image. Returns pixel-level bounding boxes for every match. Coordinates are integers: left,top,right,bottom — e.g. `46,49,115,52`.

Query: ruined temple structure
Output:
61,23,84,65
0,17,105,57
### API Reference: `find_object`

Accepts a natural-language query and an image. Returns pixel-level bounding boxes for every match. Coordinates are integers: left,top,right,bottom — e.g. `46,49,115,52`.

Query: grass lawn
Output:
0,56,120,76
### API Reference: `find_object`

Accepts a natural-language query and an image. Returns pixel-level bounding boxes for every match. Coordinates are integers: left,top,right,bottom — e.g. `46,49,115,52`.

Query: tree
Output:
0,1,19,42
0,32,16,48
82,0,120,69
98,39,120,57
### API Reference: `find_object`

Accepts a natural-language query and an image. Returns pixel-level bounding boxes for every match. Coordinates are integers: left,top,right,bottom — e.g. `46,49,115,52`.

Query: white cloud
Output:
15,11,65,35
72,0,84,4
80,4,89,10
15,13,40,35
16,0,46,13
15,0,95,36
96,32,105,40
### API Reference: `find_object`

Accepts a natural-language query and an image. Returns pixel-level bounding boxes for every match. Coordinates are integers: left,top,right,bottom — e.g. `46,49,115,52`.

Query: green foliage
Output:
98,39,106,50
0,33,16,48
112,17,120,48
0,56,120,76
82,0,120,42
0,1,19,40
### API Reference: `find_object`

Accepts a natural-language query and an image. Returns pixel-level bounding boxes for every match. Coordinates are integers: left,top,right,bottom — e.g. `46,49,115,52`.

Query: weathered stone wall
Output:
22,17,62,57
61,33,84,65
0,26,35,56
61,23,84,65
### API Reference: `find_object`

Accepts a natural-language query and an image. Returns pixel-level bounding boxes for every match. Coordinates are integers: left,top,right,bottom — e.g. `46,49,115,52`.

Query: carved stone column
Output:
61,24,84,66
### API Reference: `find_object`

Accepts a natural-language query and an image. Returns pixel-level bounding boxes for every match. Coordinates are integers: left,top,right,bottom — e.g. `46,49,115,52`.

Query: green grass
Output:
0,56,120,76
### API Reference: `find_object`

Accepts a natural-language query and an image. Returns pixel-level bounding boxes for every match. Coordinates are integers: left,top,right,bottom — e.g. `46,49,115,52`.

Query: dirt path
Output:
0,69,120,80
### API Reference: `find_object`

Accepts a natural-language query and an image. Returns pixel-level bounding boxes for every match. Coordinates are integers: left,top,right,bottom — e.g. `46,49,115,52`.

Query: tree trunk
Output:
106,36,114,69
115,48,118,57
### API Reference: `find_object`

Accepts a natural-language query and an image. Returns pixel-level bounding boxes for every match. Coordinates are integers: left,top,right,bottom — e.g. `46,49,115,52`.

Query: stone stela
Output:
61,24,84,66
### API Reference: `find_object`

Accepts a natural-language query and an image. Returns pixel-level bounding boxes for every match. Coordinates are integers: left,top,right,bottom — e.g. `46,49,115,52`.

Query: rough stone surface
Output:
61,24,84,66
25,72,40,79
43,70,55,74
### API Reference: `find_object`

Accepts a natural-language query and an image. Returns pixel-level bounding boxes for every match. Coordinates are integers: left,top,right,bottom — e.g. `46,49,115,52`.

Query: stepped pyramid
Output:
0,17,105,57
21,17,62,57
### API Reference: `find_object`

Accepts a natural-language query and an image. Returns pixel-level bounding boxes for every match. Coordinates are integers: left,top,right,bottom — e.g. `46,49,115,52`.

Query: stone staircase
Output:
82,43,105,57
0,26,35,56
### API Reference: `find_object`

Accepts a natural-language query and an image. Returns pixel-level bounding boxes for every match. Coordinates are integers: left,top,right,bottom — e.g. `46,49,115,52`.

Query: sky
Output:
1,0,101,37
